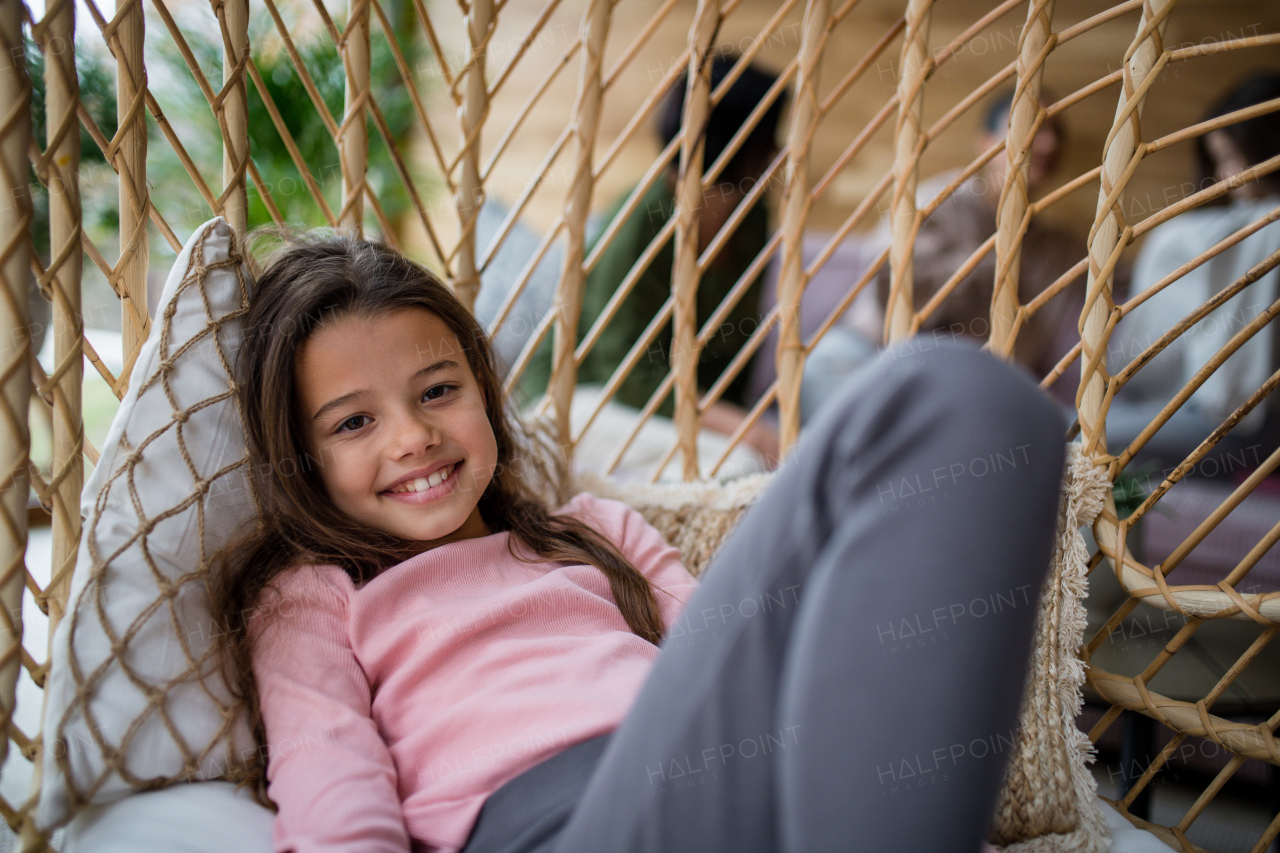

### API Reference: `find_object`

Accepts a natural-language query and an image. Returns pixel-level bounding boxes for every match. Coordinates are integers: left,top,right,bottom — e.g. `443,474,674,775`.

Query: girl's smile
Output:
294,308,498,547
381,460,462,501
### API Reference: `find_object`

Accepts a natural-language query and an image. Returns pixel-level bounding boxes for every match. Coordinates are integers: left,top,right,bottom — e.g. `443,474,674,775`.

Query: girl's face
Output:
294,308,499,547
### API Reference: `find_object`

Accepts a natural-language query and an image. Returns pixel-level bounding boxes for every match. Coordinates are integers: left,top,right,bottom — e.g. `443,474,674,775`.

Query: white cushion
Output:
61,782,272,853
38,218,257,830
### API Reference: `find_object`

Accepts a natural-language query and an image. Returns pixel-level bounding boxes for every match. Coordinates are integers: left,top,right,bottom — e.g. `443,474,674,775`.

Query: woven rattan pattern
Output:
3,0,1280,849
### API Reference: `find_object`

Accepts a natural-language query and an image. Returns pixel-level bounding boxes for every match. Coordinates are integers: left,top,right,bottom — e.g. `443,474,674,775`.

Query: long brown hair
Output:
211,230,666,795
1193,73,1280,202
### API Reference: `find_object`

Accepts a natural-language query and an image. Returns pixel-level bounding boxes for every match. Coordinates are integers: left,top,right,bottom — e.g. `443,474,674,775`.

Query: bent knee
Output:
881,337,1058,428
814,336,1066,474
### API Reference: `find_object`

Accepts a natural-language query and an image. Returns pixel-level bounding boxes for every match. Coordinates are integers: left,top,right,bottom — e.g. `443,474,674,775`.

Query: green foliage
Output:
22,8,428,243
145,9,427,233
244,29,421,228
1112,461,1160,520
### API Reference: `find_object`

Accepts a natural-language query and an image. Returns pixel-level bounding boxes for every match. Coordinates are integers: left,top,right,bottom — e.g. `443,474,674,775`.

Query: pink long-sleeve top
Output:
250,492,699,853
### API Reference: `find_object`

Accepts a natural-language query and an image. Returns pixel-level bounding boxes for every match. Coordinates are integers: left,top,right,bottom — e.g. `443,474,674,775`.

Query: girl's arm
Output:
250,569,412,853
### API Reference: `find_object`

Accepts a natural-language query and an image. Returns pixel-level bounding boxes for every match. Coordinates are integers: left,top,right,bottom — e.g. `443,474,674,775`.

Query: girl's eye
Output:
336,415,369,433
422,384,457,402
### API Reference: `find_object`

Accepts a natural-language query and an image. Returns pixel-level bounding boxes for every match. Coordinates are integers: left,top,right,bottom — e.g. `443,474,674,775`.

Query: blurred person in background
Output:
801,90,1088,423
521,54,789,467
1105,72,1280,476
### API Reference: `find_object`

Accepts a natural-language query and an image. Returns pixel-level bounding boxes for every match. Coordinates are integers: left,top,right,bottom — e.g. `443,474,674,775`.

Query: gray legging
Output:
461,338,1066,853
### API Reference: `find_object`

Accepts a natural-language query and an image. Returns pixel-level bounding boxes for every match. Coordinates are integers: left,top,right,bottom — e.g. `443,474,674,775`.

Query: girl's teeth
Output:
392,464,453,493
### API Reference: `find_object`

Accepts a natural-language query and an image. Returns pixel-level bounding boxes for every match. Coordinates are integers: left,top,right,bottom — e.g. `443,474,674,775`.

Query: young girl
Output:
214,232,1066,853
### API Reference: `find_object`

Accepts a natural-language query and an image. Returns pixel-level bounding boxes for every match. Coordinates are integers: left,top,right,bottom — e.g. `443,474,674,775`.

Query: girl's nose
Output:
388,410,441,458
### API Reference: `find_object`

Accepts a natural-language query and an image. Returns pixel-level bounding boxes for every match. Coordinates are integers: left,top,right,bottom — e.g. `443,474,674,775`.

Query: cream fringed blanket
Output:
576,442,1112,852
991,444,1111,851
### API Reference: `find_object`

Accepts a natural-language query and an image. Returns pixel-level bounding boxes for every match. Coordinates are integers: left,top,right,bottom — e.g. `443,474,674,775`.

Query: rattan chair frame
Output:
2,0,1279,849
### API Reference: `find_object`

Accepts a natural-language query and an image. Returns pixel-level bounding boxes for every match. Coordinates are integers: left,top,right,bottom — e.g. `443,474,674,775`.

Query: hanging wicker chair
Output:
1,0,1277,850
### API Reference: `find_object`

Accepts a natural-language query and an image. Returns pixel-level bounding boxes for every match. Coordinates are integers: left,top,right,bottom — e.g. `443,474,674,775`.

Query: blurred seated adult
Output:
520,54,789,466
801,90,1088,423
1106,72,1280,476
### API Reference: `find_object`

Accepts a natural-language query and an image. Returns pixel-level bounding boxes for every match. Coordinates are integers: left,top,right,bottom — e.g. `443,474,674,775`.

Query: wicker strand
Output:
483,0,573,125
25,17,82,840
1077,1,1177,665
670,0,720,481
883,0,932,344
1098,438,1280,623
775,0,829,457
1087,668,1280,766
217,0,250,236
1077,0,1176,457
990,0,1056,361
366,0,452,268
338,0,371,233
0,0,31,819
454,0,494,310
30,0,82,640
112,0,149,366
548,0,611,489
372,0,454,194
1113,626,1278,814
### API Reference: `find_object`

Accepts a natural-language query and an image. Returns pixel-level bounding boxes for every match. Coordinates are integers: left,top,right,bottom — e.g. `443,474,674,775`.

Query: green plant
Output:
145,6,427,234
1112,463,1156,521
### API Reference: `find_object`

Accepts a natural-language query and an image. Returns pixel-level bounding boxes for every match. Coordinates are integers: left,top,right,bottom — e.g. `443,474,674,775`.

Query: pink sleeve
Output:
566,493,700,630
250,568,411,853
